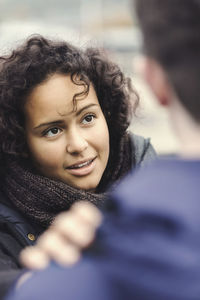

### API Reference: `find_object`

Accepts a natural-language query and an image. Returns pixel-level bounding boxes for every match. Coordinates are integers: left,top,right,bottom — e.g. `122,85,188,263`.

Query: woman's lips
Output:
65,157,97,176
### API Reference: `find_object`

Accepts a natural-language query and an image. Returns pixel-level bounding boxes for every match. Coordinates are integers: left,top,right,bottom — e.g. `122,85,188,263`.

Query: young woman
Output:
0,35,156,299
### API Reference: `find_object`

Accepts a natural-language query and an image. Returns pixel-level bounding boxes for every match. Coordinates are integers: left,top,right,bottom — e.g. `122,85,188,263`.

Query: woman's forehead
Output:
24,74,100,124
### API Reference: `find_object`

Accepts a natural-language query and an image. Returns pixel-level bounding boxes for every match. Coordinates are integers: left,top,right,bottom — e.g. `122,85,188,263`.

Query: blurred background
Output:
0,0,179,154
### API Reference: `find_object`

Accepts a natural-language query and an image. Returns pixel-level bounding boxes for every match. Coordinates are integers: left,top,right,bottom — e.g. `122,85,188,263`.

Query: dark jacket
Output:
0,134,156,299
0,199,38,299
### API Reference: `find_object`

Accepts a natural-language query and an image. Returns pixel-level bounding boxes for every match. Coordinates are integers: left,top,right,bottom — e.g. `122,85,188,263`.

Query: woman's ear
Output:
141,57,172,107
21,144,30,159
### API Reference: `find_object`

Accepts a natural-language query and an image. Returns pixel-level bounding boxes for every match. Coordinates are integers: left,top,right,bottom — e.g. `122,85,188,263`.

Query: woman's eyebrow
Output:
33,120,64,130
76,104,98,116
34,104,98,130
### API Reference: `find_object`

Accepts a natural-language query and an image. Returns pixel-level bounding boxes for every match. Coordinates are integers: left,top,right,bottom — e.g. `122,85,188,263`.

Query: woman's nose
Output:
66,130,88,154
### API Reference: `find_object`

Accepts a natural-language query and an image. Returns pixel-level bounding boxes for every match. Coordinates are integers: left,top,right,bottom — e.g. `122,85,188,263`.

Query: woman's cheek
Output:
29,138,64,168
98,121,110,150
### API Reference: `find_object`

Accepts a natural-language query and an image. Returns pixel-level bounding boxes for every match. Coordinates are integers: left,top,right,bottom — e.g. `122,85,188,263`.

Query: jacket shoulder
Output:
130,133,157,167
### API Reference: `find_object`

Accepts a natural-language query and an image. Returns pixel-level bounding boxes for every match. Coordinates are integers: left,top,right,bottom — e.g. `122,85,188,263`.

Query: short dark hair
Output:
0,35,139,187
135,0,200,121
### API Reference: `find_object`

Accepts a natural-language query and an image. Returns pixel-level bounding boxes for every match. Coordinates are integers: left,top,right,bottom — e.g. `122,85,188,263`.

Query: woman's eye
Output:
82,114,95,125
44,127,61,137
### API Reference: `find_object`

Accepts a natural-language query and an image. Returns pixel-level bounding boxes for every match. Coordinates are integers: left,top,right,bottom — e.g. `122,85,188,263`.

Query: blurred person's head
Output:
135,0,200,123
0,35,138,191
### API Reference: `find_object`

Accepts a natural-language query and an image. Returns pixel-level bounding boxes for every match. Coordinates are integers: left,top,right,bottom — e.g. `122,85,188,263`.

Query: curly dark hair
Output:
0,34,139,190
135,0,200,122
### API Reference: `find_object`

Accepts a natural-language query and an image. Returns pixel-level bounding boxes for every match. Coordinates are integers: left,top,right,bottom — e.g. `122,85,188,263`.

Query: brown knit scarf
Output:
1,134,133,229
2,159,106,229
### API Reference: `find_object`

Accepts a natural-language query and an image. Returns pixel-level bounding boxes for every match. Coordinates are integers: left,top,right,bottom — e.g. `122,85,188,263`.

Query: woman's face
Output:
24,73,110,191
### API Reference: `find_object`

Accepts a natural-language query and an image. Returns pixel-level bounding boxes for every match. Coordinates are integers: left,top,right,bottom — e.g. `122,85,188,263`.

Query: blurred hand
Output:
20,201,102,270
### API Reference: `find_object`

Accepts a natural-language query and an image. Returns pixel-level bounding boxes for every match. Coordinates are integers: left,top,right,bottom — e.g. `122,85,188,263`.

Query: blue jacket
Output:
6,158,200,300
